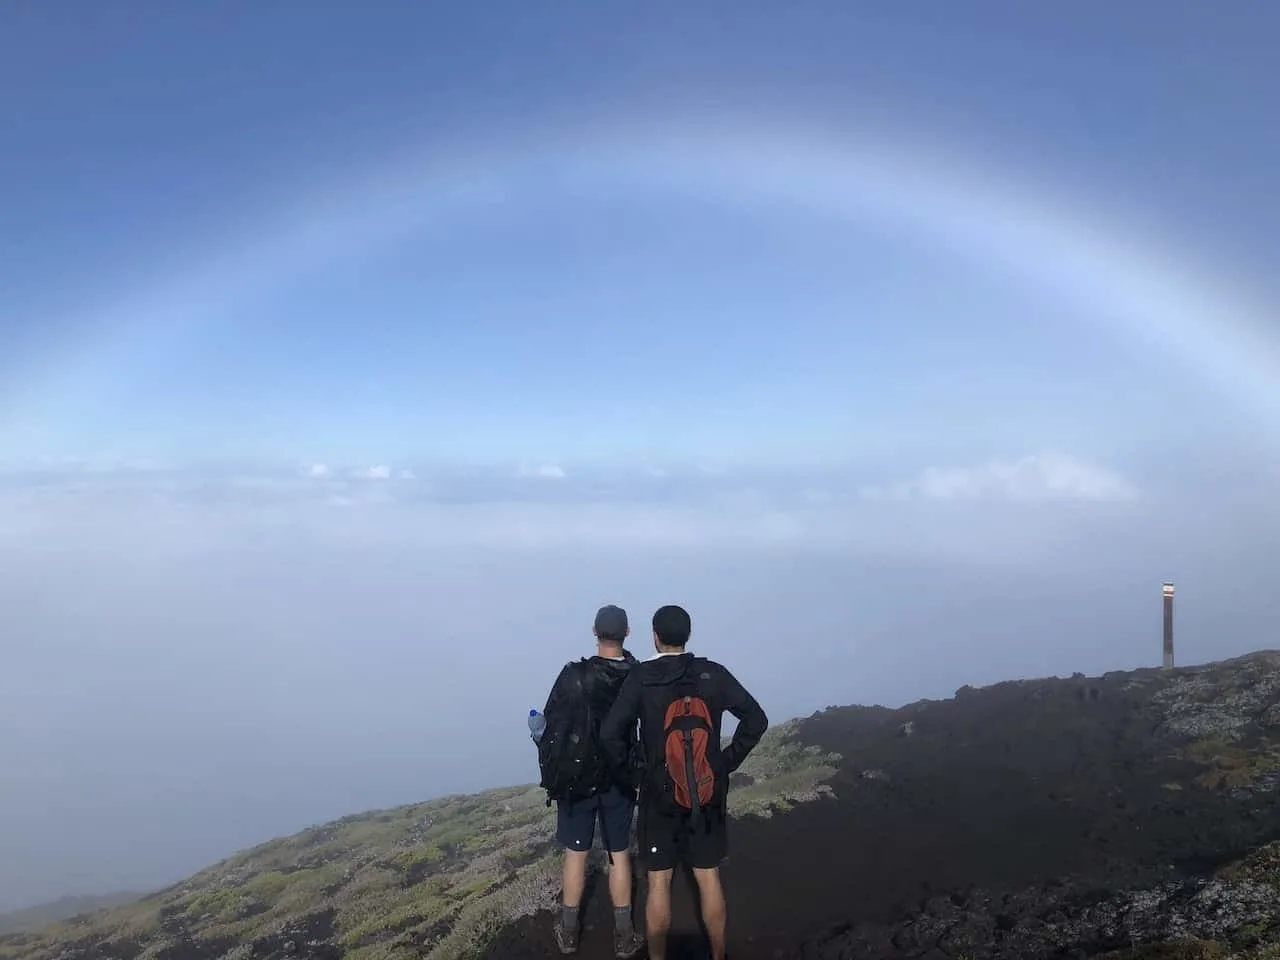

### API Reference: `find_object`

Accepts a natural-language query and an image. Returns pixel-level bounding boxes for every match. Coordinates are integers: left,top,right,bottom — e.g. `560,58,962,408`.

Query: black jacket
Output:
599,652,769,800
542,651,641,790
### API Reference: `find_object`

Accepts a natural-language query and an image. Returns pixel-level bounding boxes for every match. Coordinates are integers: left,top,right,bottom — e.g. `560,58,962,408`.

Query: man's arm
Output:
599,672,642,783
719,667,769,774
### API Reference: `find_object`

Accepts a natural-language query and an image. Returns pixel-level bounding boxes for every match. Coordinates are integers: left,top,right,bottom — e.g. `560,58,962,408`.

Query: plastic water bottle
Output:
528,709,546,742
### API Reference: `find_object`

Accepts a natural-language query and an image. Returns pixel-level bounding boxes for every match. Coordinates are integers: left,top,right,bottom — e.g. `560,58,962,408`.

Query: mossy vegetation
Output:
0,894,144,936
1216,841,1280,887
1094,942,1227,960
1183,737,1280,791
0,720,840,960
727,718,841,818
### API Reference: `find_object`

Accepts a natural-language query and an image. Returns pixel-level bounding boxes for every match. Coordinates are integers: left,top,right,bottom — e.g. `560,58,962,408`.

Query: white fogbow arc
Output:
12,116,1280,434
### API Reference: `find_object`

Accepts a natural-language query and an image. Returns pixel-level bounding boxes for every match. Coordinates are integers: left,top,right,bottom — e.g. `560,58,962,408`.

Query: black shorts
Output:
640,801,728,872
556,785,636,854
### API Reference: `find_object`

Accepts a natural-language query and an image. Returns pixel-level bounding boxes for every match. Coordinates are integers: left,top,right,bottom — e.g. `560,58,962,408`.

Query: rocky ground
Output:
486,651,1280,959
7,651,1280,960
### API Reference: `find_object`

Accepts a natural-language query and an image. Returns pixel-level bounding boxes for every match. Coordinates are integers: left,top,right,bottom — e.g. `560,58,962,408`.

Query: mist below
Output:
2,490,1278,912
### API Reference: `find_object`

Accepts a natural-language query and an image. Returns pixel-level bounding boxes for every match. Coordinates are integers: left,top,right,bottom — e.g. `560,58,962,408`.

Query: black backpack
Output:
537,660,611,806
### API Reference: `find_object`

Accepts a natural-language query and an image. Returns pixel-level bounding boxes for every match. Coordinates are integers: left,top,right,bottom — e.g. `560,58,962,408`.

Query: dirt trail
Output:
485,658,1280,958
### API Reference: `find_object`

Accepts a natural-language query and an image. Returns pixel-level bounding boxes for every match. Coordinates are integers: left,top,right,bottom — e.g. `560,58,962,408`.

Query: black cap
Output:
594,604,629,642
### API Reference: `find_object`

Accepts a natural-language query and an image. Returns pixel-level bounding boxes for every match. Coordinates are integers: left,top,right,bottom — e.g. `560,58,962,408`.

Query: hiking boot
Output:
613,926,645,958
552,915,580,954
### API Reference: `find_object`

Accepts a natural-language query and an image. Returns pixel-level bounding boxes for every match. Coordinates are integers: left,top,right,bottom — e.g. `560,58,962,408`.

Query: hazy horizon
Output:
3,2,1279,912
3,462,1278,910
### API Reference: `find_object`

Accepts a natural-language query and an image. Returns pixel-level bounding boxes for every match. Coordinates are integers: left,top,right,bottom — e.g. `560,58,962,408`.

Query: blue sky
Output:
2,1,1280,911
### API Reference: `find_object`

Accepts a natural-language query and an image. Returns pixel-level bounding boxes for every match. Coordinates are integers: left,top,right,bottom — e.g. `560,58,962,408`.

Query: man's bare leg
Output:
691,866,727,960
555,848,589,952
607,852,644,956
607,851,632,909
646,868,674,960
562,848,589,910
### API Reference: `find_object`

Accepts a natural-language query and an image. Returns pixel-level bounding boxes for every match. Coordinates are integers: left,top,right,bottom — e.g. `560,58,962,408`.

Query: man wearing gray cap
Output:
538,604,644,957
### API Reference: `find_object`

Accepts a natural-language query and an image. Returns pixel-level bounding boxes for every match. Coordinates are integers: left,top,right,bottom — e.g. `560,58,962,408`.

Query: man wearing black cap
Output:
539,604,644,958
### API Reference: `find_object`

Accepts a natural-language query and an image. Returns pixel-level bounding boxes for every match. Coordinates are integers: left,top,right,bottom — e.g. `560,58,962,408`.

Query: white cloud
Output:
516,463,566,480
0,454,1152,566
0,456,176,474
297,463,415,483
863,452,1137,503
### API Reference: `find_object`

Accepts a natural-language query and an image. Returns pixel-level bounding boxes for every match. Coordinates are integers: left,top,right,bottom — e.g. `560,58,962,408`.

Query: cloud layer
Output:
4,446,1280,913
0,451,1140,560
862,452,1137,502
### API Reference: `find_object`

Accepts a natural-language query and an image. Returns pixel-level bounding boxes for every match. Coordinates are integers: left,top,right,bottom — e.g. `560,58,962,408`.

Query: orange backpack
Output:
662,678,718,818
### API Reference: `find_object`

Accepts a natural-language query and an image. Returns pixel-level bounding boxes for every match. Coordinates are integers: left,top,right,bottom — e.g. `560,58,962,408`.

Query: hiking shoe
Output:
552,915,579,954
613,927,645,958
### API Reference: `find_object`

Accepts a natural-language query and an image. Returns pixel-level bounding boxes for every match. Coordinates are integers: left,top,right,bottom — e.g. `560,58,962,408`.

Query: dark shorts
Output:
556,785,636,854
640,801,728,872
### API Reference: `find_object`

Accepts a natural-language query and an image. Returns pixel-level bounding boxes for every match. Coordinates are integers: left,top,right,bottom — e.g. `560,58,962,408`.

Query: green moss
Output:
0,717,839,960
390,845,445,875
1237,920,1275,943
1217,841,1280,886
1184,738,1280,791
451,878,495,902
1094,941,1226,959
183,887,249,923
245,871,291,900
727,718,841,818
343,944,397,960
